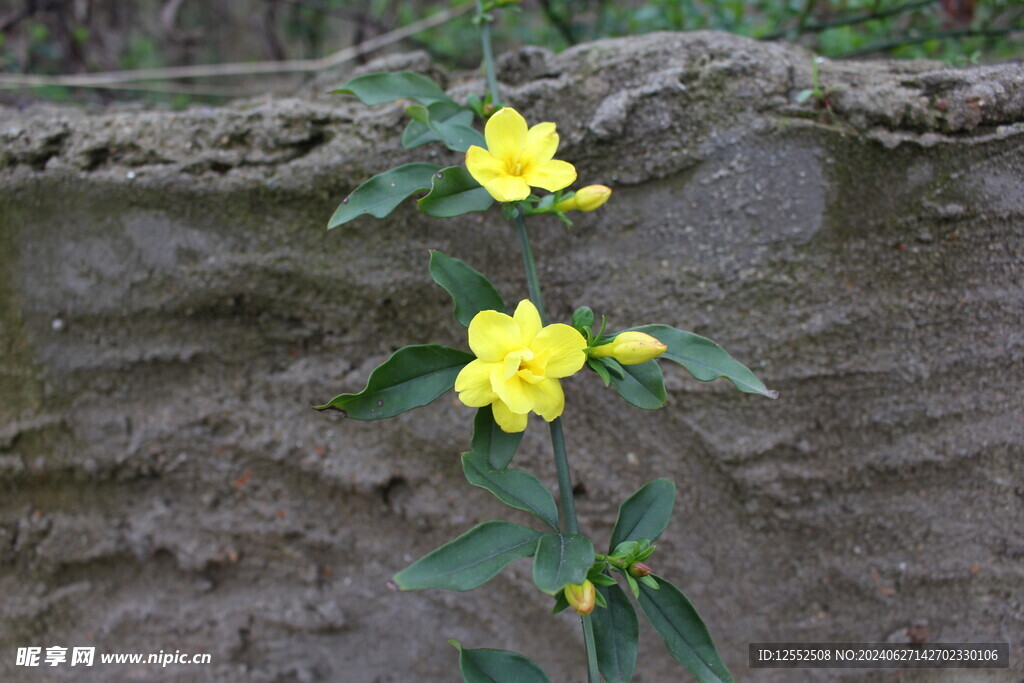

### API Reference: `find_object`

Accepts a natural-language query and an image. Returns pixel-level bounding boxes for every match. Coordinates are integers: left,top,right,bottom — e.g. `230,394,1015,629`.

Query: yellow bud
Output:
590,331,667,365
564,580,596,615
555,185,612,213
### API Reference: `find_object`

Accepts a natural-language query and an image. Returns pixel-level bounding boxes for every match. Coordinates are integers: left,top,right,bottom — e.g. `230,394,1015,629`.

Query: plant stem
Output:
475,0,501,106
547,418,577,533
512,206,599,683
514,207,546,321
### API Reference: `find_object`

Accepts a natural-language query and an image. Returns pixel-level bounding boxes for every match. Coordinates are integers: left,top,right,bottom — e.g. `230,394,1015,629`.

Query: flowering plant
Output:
317,3,775,680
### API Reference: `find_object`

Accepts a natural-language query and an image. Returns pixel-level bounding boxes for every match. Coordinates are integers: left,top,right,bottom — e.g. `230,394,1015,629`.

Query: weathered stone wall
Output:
1,32,1021,681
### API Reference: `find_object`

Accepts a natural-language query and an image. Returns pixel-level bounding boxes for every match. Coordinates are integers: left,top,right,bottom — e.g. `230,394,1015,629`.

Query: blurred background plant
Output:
1,0,1020,106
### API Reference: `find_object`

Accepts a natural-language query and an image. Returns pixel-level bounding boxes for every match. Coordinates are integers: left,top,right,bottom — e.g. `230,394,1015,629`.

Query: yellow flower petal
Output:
522,158,577,193
480,174,531,202
485,107,527,163
522,122,558,167
492,400,528,433
465,145,505,182
455,360,499,407
468,310,521,362
513,299,542,345
490,367,535,414
530,378,565,422
531,323,587,378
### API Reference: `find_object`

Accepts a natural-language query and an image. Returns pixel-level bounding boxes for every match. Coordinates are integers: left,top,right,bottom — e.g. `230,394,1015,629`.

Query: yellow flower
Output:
555,185,612,212
455,300,587,433
465,108,577,203
590,331,667,365
564,580,596,615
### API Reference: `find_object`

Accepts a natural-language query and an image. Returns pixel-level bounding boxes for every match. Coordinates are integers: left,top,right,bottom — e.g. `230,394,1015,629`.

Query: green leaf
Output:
328,163,441,228
608,359,667,410
429,250,506,327
609,478,677,551
551,592,570,614
461,451,560,531
392,521,544,591
332,71,454,107
472,405,523,469
640,575,660,590
796,88,815,103
449,641,552,683
572,306,595,330
638,577,733,683
418,166,494,218
314,344,472,419
632,325,777,398
592,583,639,683
625,573,640,599
402,102,478,150
587,357,613,387
532,533,595,595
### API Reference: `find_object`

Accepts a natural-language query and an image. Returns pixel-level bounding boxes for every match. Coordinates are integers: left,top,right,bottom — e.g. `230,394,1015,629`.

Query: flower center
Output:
504,154,525,177
502,347,545,385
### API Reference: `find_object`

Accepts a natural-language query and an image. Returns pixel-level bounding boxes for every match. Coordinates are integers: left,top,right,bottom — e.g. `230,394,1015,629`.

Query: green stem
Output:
582,616,600,683
514,206,545,320
511,206,598,683
548,418,577,533
475,0,501,106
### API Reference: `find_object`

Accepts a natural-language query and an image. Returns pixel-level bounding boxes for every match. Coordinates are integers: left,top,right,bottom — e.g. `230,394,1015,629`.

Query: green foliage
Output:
328,163,441,228
592,583,639,683
332,70,454,107
314,344,472,419
406,103,486,152
403,102,476,149
429,250,506,327
632,325,777,398
448,640,552,683
607,358,667,410
609,479,677,551
461,451,560,531
418,166,494,218
638,577,733,683
393,521,544,591
472,405,523,469
532,533,595,594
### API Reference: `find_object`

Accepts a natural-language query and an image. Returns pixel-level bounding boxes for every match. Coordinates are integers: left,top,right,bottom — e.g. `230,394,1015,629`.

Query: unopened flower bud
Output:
628,561,652,578
564,580,596,615
590,331,667,365
555,185,612,213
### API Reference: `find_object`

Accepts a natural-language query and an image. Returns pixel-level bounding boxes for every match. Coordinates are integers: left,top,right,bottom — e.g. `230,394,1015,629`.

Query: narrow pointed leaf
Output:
393,521,544,591
462,451,559,531
608,358,667,410
449,641,551,683
609,478,677,551
632,325,777,398
532,533,595,595
314,344,472,419
592,583,639,683
429,250,506,327
472,405,523,469
638,576,733,683
332,71,454,107
418,166,494,218
587,358,613,387
328,162,441,228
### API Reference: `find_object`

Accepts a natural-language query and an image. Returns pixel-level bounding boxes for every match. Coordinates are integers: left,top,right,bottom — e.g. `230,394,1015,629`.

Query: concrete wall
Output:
1,32,1022,681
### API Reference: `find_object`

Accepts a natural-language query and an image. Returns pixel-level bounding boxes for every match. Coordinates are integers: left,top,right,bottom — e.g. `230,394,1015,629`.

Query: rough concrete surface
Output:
1,31,1022,682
